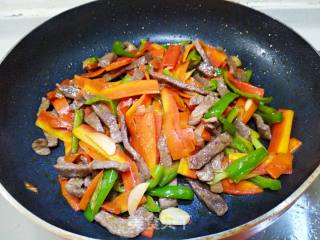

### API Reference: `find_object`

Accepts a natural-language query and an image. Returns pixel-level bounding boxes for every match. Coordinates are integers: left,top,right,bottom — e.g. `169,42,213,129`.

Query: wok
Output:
0,0,320,239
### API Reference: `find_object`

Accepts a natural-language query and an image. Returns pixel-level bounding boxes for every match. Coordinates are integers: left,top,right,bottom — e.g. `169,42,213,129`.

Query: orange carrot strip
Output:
80,68,106,78
142,224,156,238
52,97,70,116
105,57,136,72
266,152,293,179
222,179,263,195
79,171,104,210
182,44,195,62
289,137,302,154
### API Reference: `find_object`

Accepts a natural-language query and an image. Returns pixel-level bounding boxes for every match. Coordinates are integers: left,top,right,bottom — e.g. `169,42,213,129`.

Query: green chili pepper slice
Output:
204,92,239,119
112,41,135,58
230,134,254,153
250,176,281,190
218,116,237,136
244,69,253,82
84,169,118,222
204,79,218,91
82,57,98,69
187,49,202,68
226,107,240,123
225,147,268,183
148,165,165,190
144,195,161,212
148,185,194,200
71,109,84,154
223,71,273,103
255,111,283,124
158,162,179,187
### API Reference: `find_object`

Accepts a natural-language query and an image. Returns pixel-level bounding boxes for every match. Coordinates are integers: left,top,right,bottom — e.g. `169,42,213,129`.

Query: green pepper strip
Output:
204,79,218,91
113,181,125,193
214,68,225,77
224,147,237,156
250,176,281,190
148,165,165,190
218,116,237,136
230,134,254,153
158,162,179,187
84,96,118,116
187,49,202,68
204,92,239,119
258,103,276,114
148,185,194,200
255,111,283,124
144,195,161,212
112,41,135,58
244,69,253,82
250,130,266,150
71,109,84,154
223,71,273,103
211,147,268,184
226,107,240,123
84,169,118,222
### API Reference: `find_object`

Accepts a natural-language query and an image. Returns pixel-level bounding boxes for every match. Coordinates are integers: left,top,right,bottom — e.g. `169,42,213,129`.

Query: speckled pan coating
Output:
0,0,320,239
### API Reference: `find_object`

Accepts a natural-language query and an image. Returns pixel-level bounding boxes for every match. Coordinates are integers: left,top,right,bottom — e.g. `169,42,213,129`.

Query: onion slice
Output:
159,207,190,225
87,132,116,155
128,182,150,215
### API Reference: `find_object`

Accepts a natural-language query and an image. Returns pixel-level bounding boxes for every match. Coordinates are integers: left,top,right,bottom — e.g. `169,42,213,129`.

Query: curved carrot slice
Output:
79,171,103,210
222,179,263,195
80,68,105,78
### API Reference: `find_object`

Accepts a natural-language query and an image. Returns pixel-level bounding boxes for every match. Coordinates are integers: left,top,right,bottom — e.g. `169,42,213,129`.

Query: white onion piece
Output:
244,99,254,112
128,182,150,216
159,207,191,225
87,132,116,155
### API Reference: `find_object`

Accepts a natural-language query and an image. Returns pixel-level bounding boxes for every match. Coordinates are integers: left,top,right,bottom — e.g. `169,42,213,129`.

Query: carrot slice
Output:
58,176,80,211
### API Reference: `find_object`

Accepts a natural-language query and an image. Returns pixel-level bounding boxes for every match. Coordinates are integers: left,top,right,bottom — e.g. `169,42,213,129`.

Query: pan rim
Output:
0,0,320,239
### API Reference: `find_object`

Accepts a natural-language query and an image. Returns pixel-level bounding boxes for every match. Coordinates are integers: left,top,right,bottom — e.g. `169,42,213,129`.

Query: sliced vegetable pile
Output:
32,39,302,238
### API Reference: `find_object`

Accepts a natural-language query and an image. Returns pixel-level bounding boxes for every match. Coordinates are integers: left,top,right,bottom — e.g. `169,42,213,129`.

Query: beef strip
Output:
227,56,238,74
159,178,178,209
186,178,228,216
149,70,208,95
32,138,50,156
194,123,205,147
188,95,218,126
188,133,231,169
194,39,215,77
89,101,122,143
37,97,50,116
210,182,224,193
94,207,153,238
125,55,150,71
193,73,209,86
253,113,271,140
119,113,150,181
84,111,105,133
43,132,58,147
215,77,229,97
58,85,80,99
196,153,224,181
54,157,91,178
65,178,85,198
234,68,247,82
234,118,251,140
91,159,129,172
70,95,86,110
98,52,117,68
188,94,205,107
102,69,126,82
84,175,92,187
157,135,172,167
131,68,145,80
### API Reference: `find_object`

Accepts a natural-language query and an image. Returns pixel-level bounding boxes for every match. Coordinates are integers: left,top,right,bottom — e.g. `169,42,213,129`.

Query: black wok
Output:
0,0,320,239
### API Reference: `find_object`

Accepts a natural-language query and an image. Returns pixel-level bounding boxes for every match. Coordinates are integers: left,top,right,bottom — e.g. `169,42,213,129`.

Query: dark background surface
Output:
0,0,320,239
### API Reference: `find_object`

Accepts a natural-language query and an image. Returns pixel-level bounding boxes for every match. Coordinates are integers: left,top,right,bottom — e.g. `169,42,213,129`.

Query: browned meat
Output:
32,138,50,156
94,207,153,238
131,68,145,80
193,73,209,86
158,135,172,167
91,159,129,172
84,111,104,133
98,52,117,68
58,85,80,99
196,153,224,181
89,102,122,143
54,158,91,178
215,77,229,97
65,178,85,198
149,70,208,95
234,69,247,82
102,69,126,82
194,123,205,147
70,95,86,110
188,94,204,107
125,55,151,71
253,113,271,140
84,176,92,187
44,132,58,147
119,113,150,181
210,182,223,193
186,178,228,216
188,133,231,169
188,95,218,126
37,97,50,116
227,56,237,74
234,118,251,140
194,39,215,77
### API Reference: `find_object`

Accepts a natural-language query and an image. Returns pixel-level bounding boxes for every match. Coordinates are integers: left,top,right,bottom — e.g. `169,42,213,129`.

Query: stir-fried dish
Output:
32,39,302,238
